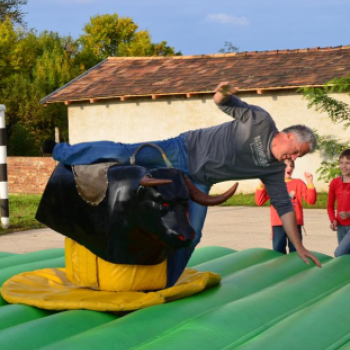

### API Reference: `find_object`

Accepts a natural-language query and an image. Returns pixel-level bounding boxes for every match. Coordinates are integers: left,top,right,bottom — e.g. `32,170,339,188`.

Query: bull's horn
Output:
184,175,238,206
140,176,173,187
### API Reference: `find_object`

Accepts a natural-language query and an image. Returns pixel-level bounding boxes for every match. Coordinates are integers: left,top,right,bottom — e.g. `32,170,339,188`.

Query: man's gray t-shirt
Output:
183,95,293,218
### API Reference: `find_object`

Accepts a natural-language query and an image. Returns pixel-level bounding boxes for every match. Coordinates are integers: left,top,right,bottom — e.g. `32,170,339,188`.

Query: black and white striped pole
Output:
0,105,9,229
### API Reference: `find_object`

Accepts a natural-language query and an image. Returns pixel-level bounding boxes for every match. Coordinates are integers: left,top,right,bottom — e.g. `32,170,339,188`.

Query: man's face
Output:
274,133,310,162
339,156,350,177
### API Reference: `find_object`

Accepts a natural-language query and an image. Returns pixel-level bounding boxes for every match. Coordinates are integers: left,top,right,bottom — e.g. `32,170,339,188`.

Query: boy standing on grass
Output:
255,159,317,254
327,149,350,257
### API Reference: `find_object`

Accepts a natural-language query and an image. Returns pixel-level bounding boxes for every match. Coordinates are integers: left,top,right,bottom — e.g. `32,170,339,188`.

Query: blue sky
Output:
24,0,349,55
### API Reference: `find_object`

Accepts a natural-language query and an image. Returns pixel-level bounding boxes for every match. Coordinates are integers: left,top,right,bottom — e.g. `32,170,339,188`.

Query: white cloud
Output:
205,13,249,26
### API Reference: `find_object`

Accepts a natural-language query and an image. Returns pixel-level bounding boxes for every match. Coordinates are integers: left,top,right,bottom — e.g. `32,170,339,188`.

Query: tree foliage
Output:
302,75,350,182
0,20,85,153
219,41,239,53
78,14,180,66
0,0,27,24
8,123,37,155
0,12,180,155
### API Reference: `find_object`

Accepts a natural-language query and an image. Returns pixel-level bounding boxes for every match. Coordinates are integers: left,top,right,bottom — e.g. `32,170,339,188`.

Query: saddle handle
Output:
129,143,173,168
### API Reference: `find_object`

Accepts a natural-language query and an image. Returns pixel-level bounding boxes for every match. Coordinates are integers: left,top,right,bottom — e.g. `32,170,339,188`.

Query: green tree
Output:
0,18,40,149
302,75,350,182
78,13,180,66
7,123,38,156
0,0,27,24
0,21,84,154
0,17,35,81
26,32,83,143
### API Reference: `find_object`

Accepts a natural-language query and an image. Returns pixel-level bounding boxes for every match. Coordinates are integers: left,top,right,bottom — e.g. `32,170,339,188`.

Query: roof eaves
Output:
44,84,327,105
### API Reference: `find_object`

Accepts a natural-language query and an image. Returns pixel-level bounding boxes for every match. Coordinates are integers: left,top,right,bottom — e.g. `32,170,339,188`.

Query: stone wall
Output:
7,157,55,194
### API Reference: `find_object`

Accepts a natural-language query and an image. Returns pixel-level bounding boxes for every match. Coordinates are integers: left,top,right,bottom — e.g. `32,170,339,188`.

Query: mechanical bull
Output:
36,162,238,288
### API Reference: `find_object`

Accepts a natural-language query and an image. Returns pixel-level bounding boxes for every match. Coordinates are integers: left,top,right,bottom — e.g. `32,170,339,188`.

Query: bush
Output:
8,124,40,156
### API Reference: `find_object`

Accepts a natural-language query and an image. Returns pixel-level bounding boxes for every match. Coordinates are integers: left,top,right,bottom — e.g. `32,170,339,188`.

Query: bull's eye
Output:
162,203,170,207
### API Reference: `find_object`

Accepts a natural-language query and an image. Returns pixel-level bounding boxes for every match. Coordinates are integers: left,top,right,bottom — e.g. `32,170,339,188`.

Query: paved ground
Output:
0,206,337,257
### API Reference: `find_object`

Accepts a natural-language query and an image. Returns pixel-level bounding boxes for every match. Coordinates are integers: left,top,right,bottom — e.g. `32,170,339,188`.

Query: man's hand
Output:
280,211,322,267
330,220,338,231
213,82,239,104
297,246,322,267
214,82,238,96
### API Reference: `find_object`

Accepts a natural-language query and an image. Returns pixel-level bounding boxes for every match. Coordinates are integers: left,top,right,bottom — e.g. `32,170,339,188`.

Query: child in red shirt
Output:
327,149,350,257
255,159,317,254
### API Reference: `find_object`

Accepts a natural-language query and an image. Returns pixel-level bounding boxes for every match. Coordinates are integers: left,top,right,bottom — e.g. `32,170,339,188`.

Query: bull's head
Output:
135,168,238,250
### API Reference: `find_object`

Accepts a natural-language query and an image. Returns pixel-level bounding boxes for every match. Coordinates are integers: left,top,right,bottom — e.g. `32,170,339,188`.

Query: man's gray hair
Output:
281,125,317,153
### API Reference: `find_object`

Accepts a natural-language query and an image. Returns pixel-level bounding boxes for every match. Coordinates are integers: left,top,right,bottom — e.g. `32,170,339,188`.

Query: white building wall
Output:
68,92,350,194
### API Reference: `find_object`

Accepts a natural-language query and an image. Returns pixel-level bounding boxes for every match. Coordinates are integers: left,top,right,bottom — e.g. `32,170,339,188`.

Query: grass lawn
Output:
0,194,45,235
0,192,329,235
221,192,329,209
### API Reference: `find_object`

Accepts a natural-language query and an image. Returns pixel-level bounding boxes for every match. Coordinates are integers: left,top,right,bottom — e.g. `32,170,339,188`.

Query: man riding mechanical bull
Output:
39,81,321,289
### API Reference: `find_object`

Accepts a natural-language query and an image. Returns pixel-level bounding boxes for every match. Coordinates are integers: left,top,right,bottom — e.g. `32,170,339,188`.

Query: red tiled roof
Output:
41,45,350,104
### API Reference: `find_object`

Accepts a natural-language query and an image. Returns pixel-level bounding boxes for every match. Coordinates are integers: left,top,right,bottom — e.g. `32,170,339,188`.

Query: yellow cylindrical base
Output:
65,238,167,292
